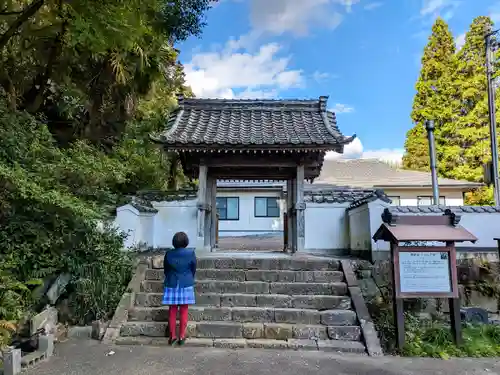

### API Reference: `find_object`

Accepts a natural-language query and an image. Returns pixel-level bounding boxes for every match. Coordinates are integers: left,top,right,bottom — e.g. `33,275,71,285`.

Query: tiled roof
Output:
152,96,354,150
304,187,390,205
317,159,482,189
389,206,500,214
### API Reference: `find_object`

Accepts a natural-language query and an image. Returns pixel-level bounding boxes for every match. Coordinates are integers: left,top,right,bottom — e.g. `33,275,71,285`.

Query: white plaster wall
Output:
305,203,350,250
153,199,197,248
114,205,140,248
398,197,464,206
217,191,284,237
347,205,371,253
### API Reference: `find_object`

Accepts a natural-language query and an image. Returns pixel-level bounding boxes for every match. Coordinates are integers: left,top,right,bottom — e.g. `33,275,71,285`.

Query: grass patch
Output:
403,321,500,358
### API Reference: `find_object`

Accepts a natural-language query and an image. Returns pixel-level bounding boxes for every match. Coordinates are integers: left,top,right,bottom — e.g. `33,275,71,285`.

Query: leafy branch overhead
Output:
0,0,214,344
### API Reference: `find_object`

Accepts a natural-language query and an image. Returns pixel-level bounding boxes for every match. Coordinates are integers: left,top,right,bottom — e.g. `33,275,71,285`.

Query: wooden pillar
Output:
295,165,305,252
196,164,209,252
286,179,295,252
210,177,217,250
205,173,213,250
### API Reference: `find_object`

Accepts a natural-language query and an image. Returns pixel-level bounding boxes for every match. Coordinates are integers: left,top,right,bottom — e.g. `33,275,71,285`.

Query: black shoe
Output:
178,338,186,346
168,338,177,346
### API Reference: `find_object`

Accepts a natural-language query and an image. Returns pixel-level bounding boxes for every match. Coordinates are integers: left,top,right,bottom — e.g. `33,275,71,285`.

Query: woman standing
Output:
162,231,197,346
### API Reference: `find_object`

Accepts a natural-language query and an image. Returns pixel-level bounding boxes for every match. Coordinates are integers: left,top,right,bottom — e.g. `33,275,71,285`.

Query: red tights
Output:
168,305,189,339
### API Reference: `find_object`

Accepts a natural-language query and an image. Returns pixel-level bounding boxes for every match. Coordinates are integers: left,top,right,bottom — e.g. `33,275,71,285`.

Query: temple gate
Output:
151,95,355,253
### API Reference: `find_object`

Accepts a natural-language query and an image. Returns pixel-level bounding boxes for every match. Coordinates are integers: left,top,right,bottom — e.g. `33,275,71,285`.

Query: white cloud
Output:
325,138,404,164
455,32,466,50
364,2,383,11
312,71,338,83
330,103,354,114
419,0,460,20
184,42,304,98
249,0,344,36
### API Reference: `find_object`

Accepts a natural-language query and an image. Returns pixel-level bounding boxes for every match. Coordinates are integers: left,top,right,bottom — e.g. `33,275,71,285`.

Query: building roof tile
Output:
153,96,354,150
317,159,482,189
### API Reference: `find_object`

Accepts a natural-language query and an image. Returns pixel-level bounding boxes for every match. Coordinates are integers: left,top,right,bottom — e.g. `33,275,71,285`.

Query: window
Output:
387,196,400,206
254,197,280,218
216,197,239,220
417,196,446,206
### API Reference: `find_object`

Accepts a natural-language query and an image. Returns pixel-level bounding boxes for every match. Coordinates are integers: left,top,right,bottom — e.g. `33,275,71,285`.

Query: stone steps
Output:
113,255,369,354
120,320,361,341
129,306,357,325
141,280,348,295
114,336,367,353
145,269,345,283
135,292,352,309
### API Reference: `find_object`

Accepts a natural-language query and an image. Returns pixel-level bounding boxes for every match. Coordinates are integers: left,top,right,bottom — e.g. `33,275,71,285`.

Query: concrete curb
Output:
1,334,54,375
102,262,148,344
340,260,384,357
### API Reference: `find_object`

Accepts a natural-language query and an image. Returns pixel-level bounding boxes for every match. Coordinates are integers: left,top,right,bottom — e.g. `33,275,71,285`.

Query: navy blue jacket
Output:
163,247,197,288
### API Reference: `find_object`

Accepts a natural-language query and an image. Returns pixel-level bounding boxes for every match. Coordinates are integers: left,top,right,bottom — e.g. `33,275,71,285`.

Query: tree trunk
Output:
0,0,45,50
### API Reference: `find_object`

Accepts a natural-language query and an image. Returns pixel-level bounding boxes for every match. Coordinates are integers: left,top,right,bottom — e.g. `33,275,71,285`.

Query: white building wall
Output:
153,199,198,248
114,205,140,248
217,190,284,237
304,203,350,251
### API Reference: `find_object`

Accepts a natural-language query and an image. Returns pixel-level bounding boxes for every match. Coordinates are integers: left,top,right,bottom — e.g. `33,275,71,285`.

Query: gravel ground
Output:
22,340,500,375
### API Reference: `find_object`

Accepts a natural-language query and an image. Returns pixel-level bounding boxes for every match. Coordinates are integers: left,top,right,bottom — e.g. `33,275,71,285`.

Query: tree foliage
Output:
0,0,214,342
404,16,500,204
403,18,456,172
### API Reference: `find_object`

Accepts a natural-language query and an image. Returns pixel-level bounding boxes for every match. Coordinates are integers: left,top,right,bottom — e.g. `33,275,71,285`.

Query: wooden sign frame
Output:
393,245,459,299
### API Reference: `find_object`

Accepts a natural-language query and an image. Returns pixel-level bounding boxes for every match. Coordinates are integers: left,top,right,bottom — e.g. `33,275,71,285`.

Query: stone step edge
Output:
145,269,345,282
132,306,355,313
135,292,352,299
144,280,347,286
114,336,367,353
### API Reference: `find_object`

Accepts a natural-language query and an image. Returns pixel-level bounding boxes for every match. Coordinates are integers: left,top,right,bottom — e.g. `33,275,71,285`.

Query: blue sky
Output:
177,0,499,162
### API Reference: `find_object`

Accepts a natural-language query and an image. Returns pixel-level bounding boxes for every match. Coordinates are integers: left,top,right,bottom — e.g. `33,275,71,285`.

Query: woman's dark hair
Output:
172,231,189,249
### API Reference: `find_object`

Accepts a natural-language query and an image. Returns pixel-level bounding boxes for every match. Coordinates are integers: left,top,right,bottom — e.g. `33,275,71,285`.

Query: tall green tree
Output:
439,16,494,181
403,18,456,172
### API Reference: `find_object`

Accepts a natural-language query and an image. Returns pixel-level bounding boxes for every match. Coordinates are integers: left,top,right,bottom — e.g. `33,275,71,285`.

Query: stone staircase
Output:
115,255,368,353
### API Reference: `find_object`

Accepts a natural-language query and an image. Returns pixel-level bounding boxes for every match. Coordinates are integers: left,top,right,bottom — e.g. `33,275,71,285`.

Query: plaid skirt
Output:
162,285,196,305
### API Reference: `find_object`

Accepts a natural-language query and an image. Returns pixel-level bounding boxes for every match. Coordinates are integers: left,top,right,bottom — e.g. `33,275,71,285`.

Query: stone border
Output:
1,334,54,375
102,261,149,344
340,260,383,357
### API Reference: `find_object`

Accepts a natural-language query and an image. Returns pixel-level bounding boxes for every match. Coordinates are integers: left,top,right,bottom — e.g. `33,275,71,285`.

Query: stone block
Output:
263,323,293,340
246,339,288,349
197,258,216,269
274,308,320,324
231,307,274,323
196,281,269,294
212,258,237,269
145,269,163,281
198,269,246,281
291,325,327,340
270,282,346,296
468,291,499,313
320,310,357,326
242,323,264,339
256,294,292,308
317,339,366,354
221,294,256,307
189,307,232,321
287,339,318,351
294,271,343,283
141,281,162,293
30,306,58,336
196,322,243,338
91,320,107,340
196,293,222,307
287,258,340,271
38,334,54,357
67,326,92,339
182,338,214,347
2,347,22,375
326,326,362,341
292,295,351,310
245,270,295,282
120,322,167,337
213,339,247,349
151,256,163,269
135,293,162,307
